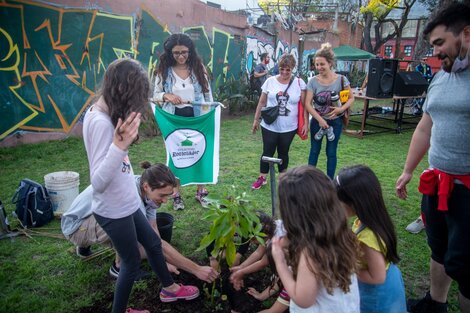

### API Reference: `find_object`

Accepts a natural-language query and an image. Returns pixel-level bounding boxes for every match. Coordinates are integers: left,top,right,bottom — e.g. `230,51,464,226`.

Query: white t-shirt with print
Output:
260,76,306,133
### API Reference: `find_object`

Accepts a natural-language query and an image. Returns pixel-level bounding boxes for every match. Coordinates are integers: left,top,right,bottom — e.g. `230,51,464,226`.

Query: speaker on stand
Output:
393,71,429,97
366,59,398,98
391,71,429,131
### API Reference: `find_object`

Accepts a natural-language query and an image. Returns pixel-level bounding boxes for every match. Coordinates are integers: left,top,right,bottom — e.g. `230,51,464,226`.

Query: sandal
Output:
159,284,200,302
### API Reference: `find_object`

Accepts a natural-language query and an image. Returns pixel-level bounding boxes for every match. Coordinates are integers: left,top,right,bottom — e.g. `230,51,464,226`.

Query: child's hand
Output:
229,267,244,291
113,112,141,151
247,287,265,300
271,237,287,265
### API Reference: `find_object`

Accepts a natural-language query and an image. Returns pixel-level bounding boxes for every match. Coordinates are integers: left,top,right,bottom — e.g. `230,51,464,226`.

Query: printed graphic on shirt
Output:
122,156,131,173
314,90,333,115
165,129,206,168
276,92,291,116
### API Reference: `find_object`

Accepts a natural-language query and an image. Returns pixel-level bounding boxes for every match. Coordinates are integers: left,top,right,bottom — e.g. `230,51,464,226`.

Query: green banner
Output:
154,105,221,186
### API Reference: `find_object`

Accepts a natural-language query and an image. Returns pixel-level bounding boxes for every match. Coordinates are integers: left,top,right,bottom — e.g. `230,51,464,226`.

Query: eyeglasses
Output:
172,51,189,57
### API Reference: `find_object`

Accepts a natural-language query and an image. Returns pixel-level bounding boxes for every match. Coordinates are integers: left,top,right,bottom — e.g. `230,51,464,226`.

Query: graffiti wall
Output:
246,37,299,74
0,0,297,143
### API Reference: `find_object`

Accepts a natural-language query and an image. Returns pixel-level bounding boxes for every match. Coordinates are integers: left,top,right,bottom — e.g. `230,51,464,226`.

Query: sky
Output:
200,0,261,12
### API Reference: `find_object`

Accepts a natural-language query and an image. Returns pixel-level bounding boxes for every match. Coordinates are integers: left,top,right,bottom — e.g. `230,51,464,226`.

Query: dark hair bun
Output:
140,161,152,169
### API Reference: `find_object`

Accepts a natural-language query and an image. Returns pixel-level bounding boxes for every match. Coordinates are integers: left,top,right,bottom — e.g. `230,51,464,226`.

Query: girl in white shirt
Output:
271,165,360,313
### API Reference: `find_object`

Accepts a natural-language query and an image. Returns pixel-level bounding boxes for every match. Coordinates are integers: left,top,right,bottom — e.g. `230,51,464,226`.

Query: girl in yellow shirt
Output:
335,165,407,313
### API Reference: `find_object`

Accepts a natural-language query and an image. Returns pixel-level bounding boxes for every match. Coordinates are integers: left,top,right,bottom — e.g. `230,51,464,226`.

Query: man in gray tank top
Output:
395,3,470,313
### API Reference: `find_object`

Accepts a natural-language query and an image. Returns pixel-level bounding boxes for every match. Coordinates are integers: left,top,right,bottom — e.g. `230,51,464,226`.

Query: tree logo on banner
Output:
166,129,206,168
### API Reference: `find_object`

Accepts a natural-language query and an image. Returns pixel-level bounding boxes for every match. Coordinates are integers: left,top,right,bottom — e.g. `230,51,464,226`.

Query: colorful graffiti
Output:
0,1,246,140
245,36,299,73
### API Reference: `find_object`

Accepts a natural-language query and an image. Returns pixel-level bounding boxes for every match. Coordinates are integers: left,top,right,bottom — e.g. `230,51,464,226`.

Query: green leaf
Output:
197,233,216,251
255,236,265,246
225,241,236,267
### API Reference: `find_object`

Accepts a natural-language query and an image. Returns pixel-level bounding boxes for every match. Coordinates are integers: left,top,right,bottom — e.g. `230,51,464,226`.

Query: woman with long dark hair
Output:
153,33,213,209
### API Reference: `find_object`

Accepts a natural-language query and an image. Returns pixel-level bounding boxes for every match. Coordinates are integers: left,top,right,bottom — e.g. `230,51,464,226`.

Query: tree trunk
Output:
363,12,374,52
394,0,415,59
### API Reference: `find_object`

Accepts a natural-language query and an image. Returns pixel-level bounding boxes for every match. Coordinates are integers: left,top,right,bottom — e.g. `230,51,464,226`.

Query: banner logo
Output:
166,129,206,168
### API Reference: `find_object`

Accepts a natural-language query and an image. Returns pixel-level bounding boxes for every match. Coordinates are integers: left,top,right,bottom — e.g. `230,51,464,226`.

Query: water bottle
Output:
331,91,341,108
274,219,286,238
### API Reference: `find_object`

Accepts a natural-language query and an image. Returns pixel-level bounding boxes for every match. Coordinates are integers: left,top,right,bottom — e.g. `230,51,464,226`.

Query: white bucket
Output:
44,171,80,216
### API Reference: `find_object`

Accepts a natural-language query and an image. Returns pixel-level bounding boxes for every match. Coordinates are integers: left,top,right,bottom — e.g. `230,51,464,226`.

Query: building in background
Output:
370,3,439,72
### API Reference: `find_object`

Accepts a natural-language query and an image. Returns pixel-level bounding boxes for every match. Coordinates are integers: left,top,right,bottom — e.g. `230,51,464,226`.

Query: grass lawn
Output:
0,111,461,312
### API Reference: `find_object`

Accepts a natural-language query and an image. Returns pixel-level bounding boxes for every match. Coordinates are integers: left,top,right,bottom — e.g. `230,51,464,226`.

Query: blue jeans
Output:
358,263,407,313
308,117,342,179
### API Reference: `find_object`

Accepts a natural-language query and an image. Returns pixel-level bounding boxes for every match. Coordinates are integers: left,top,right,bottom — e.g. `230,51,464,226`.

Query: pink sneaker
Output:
160,284,200,302
251,176,267,190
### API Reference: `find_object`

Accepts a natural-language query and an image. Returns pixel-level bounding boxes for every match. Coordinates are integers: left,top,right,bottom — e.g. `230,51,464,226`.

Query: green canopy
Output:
333,45,375,61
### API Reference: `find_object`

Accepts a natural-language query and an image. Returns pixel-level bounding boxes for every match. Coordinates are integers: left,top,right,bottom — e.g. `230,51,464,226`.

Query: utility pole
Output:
289,0,294,46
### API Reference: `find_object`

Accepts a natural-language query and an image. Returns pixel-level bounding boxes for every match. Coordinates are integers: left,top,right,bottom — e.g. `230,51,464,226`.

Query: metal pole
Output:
289,0,293,47
261,156,282,217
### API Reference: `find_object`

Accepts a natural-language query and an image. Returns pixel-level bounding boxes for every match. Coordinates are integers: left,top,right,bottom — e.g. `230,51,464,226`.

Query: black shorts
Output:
421,183,470,298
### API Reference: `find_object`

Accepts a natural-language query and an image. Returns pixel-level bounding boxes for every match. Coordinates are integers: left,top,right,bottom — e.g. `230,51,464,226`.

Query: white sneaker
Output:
406,217,425,234
314,128,325,141
173,196,185,211
325,126,335,141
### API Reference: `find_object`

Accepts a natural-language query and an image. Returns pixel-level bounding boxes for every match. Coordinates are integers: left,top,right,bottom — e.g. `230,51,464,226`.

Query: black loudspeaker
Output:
393,71,429,97
366,59,398,98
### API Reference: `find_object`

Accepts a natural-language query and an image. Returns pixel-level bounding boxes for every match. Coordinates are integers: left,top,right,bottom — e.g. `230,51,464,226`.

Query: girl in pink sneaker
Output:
83,58,198,313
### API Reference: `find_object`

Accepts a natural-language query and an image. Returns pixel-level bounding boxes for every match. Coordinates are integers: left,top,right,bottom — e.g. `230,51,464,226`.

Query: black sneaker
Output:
76,246,93,258
109,262,120,278
109,262,151,281
407,291,448,313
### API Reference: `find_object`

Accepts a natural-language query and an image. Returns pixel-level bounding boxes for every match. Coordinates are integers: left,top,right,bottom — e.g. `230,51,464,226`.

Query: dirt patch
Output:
79,265,273,313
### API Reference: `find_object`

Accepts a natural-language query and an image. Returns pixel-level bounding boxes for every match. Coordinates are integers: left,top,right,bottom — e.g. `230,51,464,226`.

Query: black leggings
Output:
94,209,174,313
259,127,297,174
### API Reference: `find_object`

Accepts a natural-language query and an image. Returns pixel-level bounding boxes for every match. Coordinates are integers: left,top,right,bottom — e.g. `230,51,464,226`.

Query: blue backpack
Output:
12,179,53,228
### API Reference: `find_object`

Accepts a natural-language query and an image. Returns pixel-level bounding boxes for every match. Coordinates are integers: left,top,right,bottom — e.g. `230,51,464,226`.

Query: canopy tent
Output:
333,45,375,61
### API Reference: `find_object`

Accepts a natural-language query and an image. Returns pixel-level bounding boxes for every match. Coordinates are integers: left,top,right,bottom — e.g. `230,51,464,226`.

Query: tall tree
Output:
361,0,399,54
392,0,417,58
360,0,421,57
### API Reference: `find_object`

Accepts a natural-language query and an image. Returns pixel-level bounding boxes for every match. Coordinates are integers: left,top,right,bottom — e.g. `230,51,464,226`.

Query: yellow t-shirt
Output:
352,218,390,270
